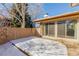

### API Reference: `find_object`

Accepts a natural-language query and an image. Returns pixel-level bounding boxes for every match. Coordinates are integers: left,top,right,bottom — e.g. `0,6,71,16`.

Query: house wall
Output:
76,19,79,40
55,22,58,38
34,18,79,40
35,24,43,36
40,19,79,40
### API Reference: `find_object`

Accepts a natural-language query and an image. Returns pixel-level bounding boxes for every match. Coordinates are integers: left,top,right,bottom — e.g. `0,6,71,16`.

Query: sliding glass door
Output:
57,20,76,39
43,20,77,39
45,23,48,35
44,23,55,36
57,21,65,38
48,23,55,36
66,20,76,39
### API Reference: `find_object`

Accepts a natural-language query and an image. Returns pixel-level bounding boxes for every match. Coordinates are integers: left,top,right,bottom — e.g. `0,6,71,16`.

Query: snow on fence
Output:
0,27,41,44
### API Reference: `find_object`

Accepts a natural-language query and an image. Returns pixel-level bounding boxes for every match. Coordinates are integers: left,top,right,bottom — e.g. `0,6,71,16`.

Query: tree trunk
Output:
21,19,25,28
21,4,26,28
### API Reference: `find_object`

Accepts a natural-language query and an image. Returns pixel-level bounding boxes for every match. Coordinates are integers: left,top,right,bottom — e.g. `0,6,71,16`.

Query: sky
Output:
0,3,12,17
38,3,79,18
0,3,79,19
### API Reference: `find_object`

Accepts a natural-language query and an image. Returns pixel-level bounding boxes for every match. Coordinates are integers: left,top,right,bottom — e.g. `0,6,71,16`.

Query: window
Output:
57,21,65,38
43,19,77,39
44,23,55,36
48,23,55,36
45,23,48,35
66,20,76,39
57,20,76,39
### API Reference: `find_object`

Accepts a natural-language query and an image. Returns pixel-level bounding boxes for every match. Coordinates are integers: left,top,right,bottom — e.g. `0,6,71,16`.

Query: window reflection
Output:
66,20,76,38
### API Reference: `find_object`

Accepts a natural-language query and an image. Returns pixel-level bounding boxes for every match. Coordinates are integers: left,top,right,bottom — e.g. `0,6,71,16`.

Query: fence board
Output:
0,27,41,44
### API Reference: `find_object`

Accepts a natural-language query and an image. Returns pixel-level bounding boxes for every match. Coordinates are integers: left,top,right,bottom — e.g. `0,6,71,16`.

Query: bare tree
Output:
1,3,27,28
1,3,44,28
21,3,26,28
0,9,8,27
27,3,45,20
1,4,22,24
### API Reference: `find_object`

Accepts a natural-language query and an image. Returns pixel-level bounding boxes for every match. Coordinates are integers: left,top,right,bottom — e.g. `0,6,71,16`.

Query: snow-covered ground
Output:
0,37,35,56
0,37,67,56
11,37,67,56
0,42,26,56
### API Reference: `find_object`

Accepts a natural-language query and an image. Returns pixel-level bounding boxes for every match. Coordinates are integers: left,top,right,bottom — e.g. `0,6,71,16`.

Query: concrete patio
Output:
0,37,67,56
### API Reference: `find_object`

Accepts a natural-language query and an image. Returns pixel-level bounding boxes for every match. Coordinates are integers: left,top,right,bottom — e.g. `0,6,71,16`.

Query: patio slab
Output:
11,37,67,56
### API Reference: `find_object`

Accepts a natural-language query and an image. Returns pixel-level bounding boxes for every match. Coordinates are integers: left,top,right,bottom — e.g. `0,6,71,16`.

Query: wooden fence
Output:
0,27,41,44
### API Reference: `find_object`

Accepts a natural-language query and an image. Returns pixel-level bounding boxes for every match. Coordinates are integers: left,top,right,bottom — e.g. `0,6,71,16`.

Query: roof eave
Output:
33,11,79,23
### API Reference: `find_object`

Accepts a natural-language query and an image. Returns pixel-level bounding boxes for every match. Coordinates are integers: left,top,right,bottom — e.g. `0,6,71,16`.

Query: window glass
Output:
66,20,76,39
48,23,55,36
45,23,48,35
57,21,65,38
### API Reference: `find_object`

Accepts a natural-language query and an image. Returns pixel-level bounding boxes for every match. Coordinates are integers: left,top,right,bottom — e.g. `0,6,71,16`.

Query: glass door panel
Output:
48,23,55,36
57,21,65,38
66,20,76,39
45,23,48,35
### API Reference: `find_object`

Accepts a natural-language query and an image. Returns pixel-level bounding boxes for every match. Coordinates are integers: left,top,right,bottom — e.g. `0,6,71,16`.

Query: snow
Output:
0,37,34,56
0,36,67,56
11,37,68,56
0,42,26,56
